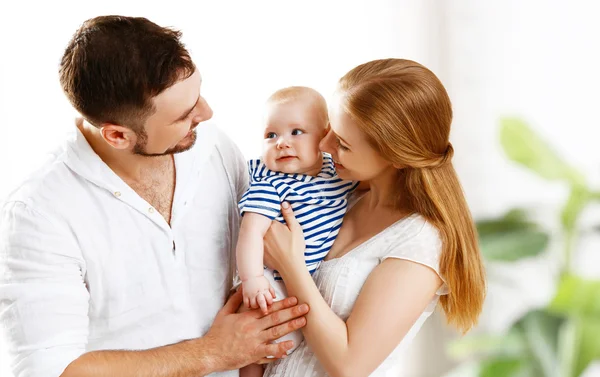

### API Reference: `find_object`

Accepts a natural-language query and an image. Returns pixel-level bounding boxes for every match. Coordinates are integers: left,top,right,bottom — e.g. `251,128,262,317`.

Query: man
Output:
0,15,308,377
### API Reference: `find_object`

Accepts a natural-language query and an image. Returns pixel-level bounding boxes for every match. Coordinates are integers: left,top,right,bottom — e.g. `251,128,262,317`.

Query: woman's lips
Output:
334,160,345,169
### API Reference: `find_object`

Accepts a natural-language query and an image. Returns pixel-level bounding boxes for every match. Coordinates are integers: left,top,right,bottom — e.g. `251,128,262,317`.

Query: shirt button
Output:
148,207,155,213
114,191,121,197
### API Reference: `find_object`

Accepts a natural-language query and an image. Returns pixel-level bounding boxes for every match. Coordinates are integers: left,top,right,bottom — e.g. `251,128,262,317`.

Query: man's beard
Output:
133,128,197,157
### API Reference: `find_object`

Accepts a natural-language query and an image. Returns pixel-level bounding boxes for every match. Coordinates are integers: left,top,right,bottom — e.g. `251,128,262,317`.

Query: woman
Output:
262,58,486,377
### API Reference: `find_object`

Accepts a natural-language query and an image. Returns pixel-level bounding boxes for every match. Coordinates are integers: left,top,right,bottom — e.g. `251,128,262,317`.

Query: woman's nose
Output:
319,130,332,152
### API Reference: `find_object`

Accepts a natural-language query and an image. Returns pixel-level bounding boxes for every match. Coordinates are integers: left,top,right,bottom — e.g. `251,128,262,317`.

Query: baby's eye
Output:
265,132,277,139
291,129,304,136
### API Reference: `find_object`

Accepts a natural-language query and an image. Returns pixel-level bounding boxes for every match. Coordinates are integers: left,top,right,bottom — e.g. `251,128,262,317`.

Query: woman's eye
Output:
337,139,349,151
291,129,304,136
265,132,277,139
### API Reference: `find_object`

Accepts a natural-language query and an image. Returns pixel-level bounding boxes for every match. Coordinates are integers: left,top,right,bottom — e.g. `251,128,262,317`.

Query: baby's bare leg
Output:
240,364,265,377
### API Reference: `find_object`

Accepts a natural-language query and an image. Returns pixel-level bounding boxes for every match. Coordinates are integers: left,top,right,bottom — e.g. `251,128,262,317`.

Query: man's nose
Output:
192,97,213,123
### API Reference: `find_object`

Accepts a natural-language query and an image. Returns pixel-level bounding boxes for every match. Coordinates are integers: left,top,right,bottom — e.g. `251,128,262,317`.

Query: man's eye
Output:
265,132,277,139
291,129,304,136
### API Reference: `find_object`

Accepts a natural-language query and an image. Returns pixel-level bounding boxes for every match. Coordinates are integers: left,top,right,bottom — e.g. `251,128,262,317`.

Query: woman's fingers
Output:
280,202,301,232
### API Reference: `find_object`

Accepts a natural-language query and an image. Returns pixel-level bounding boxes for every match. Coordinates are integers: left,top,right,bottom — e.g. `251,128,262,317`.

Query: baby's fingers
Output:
257,293,268,314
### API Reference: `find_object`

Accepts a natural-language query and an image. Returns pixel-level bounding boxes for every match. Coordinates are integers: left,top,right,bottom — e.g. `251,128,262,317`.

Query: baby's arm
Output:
236,212,277,314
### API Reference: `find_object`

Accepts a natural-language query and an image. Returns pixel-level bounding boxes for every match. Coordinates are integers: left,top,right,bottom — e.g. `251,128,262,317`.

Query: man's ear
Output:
100,124,137,150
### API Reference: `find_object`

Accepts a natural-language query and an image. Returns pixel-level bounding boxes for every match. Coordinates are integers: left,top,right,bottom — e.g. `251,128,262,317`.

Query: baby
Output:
236,87,358,373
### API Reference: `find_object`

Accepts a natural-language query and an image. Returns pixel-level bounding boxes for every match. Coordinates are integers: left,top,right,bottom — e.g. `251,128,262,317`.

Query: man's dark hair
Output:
59,15,196,129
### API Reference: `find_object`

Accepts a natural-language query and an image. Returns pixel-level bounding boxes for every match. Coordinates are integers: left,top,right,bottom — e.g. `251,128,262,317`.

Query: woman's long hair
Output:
338,59,485,333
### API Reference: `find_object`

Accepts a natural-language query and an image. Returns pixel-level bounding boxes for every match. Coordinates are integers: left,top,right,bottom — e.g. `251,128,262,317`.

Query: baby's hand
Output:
242,276,276,314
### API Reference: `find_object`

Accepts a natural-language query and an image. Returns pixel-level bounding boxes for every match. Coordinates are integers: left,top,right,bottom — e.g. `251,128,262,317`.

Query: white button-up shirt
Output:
0,123,248,377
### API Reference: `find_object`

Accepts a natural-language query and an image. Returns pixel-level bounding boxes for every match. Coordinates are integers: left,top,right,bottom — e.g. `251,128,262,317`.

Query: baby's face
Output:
262,100,327,176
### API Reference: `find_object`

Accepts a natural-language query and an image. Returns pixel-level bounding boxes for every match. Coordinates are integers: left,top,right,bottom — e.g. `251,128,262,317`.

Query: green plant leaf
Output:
574,319,600,377
499,118,585,186
441,361,481,377
559,318,600,377
558,318,578,377
561,186,592,232
479,357,535,377
518,311,563,377
477,209,535,236
549,274,600,318
476,209,549,262
448,330,528,359
479,229,549,262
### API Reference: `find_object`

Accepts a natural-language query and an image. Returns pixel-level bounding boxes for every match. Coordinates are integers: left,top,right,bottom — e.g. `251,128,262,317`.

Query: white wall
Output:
445,0,600,219
0,0,438,199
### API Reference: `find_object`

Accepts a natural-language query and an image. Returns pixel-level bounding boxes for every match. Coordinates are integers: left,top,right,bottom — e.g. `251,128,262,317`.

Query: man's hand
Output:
201,290,308,371
242,275,276,314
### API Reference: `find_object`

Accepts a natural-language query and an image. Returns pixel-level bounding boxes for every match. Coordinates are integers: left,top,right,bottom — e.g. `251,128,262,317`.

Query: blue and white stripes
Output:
238,154,358,279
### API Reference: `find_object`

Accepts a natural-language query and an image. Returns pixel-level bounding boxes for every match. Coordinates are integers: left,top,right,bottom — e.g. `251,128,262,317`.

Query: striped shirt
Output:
238,154,358,280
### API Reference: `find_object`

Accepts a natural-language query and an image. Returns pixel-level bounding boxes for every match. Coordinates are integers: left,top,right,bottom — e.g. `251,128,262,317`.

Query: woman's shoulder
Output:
377,214,447,294
376,213,441,250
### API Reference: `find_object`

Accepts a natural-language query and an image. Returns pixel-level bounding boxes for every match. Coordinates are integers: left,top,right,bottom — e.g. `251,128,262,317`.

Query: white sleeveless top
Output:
264,196,448,377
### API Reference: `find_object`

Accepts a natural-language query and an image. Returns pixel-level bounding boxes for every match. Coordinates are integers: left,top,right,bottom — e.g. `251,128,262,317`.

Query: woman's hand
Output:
264,202,306,272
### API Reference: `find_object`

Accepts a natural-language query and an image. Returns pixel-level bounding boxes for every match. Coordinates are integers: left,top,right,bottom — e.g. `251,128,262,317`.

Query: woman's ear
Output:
393,161,409,170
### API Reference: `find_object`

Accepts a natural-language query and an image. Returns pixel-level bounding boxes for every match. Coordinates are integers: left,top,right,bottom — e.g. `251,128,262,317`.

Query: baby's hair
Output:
267,86,329,128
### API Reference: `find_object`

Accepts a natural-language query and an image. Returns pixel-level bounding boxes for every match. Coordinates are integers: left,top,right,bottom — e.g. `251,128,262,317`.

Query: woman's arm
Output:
265,203,442,377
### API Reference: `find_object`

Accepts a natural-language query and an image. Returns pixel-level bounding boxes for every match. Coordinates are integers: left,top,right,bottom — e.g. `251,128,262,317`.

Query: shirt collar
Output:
62,119,209,195
253,153,335,183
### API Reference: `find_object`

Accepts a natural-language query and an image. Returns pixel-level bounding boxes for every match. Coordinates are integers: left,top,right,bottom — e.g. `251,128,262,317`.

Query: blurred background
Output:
1,1,599,376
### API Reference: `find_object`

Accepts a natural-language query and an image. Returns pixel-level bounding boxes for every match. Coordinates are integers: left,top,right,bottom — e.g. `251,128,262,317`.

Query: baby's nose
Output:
277,136,290,148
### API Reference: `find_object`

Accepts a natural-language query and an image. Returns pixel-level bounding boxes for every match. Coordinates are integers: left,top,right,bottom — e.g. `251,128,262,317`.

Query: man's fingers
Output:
244,296,250,309
261,316,307,342
260,341,294,359
247,296,298,319
221,289,243,314
257,358,278,365
259,304,308,330
269,296,297,312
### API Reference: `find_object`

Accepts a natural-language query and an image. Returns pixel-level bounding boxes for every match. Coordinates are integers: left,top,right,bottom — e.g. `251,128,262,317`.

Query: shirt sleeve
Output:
0,201,90,377
214,128,249,202
238,178,282,221
231,143,249,203
380,217,449,295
